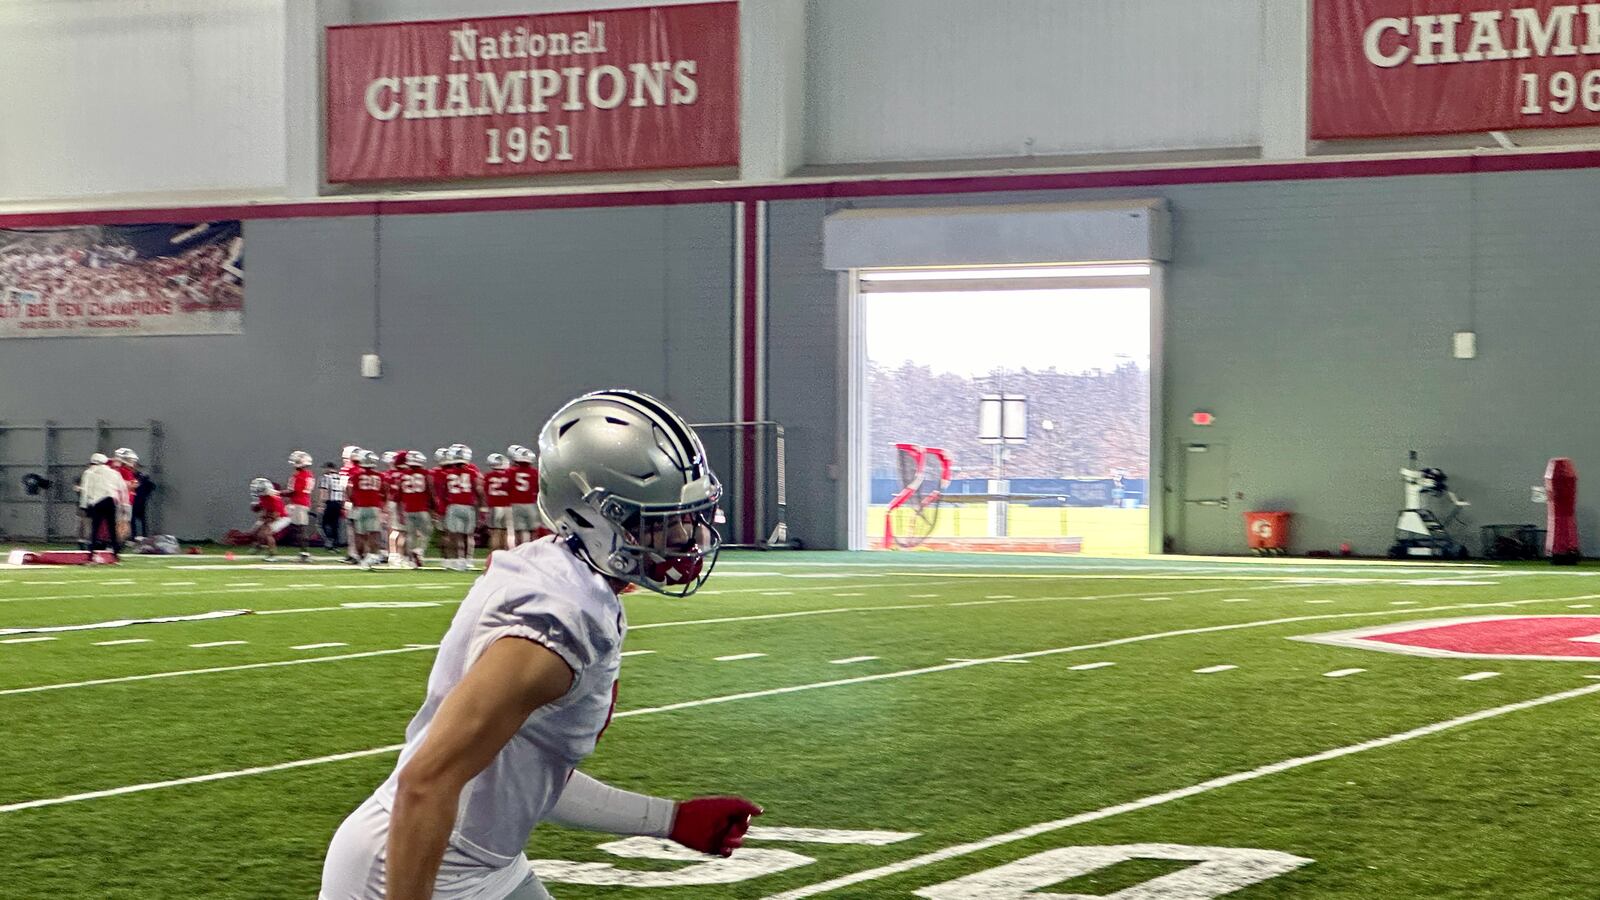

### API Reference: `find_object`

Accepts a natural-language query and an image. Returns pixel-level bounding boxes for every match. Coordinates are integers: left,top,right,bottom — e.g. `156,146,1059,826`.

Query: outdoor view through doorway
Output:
861,265,1152,555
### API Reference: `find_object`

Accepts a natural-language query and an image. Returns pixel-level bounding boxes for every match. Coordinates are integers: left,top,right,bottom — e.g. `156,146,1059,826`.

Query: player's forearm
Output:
546,771,675,836
385,778,460,900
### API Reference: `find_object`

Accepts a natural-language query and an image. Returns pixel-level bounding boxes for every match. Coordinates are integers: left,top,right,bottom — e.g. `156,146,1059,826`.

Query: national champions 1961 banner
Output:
1314,1,1600,138
325,2,739,183
0,223,244,338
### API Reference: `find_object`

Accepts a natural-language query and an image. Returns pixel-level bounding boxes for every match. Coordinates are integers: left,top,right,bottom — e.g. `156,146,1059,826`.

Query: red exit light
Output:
1191,411,1215,426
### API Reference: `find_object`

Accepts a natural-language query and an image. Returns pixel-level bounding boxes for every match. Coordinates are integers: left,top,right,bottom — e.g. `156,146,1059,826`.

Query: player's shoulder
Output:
485,538,618,624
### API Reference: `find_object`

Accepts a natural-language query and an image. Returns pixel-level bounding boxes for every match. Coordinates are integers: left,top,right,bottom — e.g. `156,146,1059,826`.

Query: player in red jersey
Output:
286,450,316,562
482,453,515,553
506,444,542,545
111,448,141,542
394,451,436,569
381,450,405,566
347,450,388,570
339,445,365,564
250,477,290,561
439,445,483,571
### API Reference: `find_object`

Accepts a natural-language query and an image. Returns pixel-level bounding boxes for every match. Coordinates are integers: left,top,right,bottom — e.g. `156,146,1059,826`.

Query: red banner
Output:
1312,1,1600,139
326,3,738,183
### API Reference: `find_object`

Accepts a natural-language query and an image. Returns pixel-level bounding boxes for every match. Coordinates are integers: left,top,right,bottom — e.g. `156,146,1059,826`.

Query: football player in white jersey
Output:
319,390,758,900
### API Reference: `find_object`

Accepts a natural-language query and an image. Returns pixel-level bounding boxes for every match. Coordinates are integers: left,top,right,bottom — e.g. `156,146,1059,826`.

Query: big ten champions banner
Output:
0,223,243,338
325,3,739,182
1313,1,1600,138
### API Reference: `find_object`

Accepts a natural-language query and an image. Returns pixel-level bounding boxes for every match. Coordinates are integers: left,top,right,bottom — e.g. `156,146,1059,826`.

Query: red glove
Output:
669,796,763,857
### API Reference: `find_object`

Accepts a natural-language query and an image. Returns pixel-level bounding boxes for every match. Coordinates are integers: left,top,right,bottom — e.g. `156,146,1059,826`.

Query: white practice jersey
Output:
373,536,624,867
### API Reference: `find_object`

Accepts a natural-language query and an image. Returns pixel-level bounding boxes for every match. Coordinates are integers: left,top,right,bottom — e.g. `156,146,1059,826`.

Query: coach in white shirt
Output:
80,453,128,561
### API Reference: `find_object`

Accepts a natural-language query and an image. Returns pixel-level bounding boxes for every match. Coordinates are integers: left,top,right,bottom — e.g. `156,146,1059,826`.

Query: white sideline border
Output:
759,678,1600,899
7,591,1600,812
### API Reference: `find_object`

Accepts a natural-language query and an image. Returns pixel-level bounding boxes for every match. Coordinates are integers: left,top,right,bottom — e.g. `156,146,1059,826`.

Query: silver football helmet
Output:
288,450,313,467
486,452,510,470
405,450,427,467
359,450,380,467
433,447,449,464
249,477,273,497
450,444,473,464
536,389,721,597
114,447,139,465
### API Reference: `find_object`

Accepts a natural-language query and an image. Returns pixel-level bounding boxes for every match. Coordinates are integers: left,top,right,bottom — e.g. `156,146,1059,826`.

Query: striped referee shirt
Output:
318,471,347,503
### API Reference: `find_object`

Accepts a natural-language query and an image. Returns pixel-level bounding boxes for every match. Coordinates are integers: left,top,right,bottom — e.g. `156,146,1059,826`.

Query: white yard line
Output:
619,650,655,658
1324,668,1366,678
0,646,439,696
6,594,1599,814
9,592,1598,699
714,652,767,662
830,656,879,665
1068,661,1116,671
1194,665,1238,674
1460,672,1501,681
760,679,1600,899
0,744,410,814
0,637,56,644
291,642,349,651
93,639,150,646
0,582,458,605
190,641,248,648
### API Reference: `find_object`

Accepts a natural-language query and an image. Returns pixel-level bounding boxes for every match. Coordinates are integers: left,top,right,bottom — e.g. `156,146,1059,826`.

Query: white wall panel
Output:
806,0,1260,165
0,0,286,202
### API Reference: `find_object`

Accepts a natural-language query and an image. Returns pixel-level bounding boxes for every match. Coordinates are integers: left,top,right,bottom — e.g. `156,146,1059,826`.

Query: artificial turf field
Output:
3,549,1600,898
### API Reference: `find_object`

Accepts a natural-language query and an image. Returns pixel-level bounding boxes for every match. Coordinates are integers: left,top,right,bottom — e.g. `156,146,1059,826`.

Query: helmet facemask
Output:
585,481,723,597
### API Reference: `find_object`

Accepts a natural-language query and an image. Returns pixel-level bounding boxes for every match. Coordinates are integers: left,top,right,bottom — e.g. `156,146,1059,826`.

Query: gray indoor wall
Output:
767,167,1600,556
0,204,732,540
6,169,1599,555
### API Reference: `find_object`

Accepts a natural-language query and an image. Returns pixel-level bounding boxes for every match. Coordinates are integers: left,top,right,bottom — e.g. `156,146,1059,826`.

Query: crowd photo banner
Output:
0,223,244,339
325,2,740,182
1313,0,1600,138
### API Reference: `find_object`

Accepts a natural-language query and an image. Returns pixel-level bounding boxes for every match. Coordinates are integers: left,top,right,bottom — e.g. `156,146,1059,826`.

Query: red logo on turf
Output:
1295,616,1600,662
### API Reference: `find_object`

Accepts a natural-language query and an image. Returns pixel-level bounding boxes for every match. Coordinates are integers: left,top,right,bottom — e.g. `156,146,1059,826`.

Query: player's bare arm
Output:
385,637,574,900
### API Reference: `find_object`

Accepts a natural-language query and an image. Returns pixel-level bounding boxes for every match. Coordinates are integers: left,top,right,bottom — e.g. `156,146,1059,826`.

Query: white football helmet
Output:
487,452,510,470
509,444,536,464
359,450,380,467
288,450,313,467
89,452,109,466
450,444,473,464
536,389,722,597
433,447,449,464
381,450,399,467
405,450,427,467
249,477,273,497
114,447,139,465
342,445,362,462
